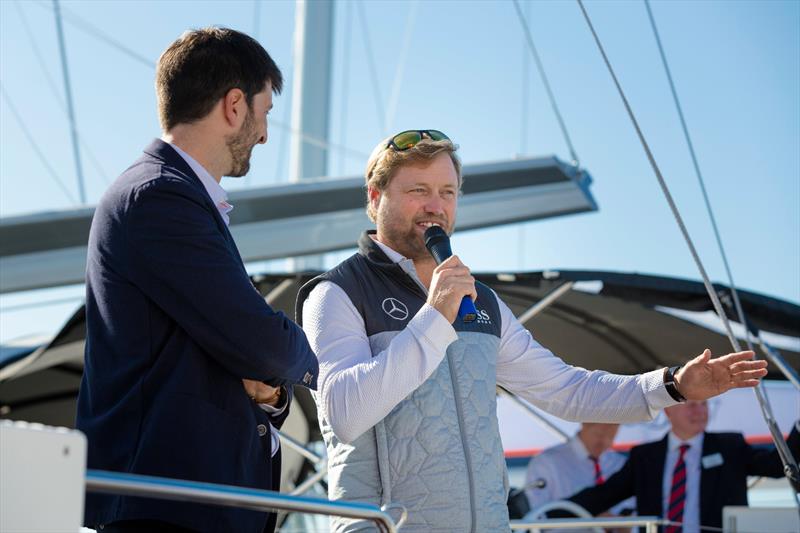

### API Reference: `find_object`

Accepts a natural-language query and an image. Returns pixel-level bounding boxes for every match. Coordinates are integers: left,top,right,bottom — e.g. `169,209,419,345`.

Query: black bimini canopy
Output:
477,270,799,376
1,270,798,430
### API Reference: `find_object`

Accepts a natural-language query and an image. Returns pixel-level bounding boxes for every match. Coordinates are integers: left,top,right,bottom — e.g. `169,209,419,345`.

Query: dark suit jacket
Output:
568,426,799,531
76,139,319,533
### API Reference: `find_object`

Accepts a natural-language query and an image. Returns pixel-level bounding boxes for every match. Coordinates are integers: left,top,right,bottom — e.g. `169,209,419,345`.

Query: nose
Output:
424,195,445,216
258,131,267,145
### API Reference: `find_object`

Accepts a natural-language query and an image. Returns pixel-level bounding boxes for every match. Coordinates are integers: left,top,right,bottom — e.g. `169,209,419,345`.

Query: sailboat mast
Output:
288,0,334,270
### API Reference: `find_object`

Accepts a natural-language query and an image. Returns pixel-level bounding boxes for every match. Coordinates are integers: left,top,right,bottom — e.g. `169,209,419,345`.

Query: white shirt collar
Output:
372,236,406,264
568,434,592,460
667,430,704,453
370,235,427,291
169,143,234,225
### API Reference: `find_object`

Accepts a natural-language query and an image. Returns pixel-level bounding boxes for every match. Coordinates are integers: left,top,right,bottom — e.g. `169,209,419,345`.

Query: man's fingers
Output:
437,255,466,269
437,266,472,279
717,350,756,365
729,359,768,373
733,368,768,381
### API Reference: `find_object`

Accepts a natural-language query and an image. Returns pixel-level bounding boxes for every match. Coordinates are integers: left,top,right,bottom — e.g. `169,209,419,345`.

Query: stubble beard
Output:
376,204,451,262
225,109,257,178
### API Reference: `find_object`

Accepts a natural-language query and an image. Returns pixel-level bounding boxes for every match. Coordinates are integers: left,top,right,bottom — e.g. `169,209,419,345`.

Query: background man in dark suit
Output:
76,28,318,533
566,400,799,533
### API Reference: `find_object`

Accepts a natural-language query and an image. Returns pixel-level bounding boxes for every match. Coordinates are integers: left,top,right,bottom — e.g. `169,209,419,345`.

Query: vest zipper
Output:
398,259,477,531
447,354,477,533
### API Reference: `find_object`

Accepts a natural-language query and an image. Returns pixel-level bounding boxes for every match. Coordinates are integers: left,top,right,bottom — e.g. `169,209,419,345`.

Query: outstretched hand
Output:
675,349,767,401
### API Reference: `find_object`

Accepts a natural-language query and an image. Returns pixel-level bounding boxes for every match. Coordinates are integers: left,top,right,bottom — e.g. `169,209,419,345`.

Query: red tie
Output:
590,456,604,485
665,444,690,533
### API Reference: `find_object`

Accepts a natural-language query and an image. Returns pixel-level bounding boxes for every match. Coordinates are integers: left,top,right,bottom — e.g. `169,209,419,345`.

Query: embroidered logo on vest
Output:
382,297,409,321
476,309,492,325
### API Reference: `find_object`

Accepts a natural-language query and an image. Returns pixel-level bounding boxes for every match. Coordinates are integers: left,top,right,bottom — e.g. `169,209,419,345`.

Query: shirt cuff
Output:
409,303,459,349
641,368,680,414
258,386,288,416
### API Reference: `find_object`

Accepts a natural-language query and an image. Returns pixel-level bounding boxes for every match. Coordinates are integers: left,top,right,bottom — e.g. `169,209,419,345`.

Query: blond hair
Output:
364,137,462,221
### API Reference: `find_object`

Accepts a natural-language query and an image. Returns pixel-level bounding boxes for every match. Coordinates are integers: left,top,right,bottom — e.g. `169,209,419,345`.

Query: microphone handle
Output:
427,237,477,323
458,296,478,323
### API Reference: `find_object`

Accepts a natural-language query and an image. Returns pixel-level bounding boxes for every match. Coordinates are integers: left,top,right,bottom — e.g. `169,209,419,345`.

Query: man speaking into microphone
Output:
296,130,768,532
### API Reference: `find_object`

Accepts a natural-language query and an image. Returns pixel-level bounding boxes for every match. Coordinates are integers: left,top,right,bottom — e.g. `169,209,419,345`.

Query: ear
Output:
222,88,247,128
367,185,382,211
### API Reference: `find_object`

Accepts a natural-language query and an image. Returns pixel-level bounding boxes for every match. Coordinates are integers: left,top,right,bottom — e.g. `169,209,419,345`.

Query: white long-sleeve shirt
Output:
525,435,634,515
302,239,677,445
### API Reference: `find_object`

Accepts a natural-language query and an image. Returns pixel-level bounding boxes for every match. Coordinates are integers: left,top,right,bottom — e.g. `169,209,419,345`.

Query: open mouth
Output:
416,221,443,230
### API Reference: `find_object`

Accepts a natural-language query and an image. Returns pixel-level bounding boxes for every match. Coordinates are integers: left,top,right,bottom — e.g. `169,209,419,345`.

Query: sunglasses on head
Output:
386,130,451,151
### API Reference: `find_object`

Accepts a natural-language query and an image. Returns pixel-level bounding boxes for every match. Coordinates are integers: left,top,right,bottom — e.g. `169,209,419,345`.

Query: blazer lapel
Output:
699,432,722,529
651,435,668,516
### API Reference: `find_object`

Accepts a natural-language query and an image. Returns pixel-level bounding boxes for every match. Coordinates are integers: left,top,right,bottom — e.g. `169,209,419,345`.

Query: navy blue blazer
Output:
567,427,799,531
76,139,318,533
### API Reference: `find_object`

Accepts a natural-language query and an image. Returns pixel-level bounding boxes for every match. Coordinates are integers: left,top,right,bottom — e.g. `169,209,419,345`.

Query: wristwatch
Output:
663,365,686,403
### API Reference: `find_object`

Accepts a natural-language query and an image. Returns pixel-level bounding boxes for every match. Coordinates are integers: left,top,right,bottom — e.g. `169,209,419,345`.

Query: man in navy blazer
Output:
76,28,318,533
564,401,800,533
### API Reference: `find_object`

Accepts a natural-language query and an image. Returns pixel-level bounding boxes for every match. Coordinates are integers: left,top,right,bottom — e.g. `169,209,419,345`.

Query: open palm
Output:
675,349,767,401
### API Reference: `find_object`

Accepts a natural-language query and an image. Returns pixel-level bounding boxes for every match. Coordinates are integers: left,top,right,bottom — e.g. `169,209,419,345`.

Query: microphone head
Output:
423,225,449,251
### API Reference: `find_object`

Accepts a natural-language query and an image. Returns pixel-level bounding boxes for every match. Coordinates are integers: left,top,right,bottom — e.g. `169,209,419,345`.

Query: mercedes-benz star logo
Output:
381,297,409,321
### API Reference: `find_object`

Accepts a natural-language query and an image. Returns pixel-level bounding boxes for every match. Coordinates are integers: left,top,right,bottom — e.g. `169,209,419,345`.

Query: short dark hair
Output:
156,27,283,131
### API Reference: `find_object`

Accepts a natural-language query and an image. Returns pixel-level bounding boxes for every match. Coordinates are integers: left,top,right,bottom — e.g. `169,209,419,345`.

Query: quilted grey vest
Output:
297,232,510,532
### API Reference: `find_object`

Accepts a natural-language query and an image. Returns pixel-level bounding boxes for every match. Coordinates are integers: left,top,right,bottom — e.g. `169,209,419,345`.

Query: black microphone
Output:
423,225,478,323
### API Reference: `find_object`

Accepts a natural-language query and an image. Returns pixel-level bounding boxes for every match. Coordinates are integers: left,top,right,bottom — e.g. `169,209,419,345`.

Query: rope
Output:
511,0,580,166
575,0,799,498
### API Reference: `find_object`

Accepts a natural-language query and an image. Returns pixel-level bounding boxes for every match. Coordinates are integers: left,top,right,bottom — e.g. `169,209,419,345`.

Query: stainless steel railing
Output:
85,469,401,533
511,515,663,532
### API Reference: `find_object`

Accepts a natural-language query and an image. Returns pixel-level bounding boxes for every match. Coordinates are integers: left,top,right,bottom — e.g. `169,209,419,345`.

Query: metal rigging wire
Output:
23,0,368,174
575,0,800,499
643,0,757,353
384,0,420,134
13,0,111,186
338,0,354,176
518,0,532,269
272,70,293,185
356,0,387,137
253,0,261,43
32,0,153,70
511,0,580,167
270,118,370,161
0,83,78,205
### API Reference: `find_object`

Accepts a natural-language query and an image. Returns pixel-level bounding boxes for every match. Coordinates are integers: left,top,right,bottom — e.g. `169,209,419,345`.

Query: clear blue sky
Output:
1,0,798,343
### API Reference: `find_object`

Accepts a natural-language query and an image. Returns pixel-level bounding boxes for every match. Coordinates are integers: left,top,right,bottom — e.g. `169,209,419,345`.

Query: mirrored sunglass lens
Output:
392,131,422,150
426,130,450,142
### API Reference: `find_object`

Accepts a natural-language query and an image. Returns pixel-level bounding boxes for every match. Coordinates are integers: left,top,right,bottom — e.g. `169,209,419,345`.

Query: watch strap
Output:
663,365,686,403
